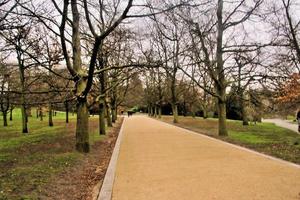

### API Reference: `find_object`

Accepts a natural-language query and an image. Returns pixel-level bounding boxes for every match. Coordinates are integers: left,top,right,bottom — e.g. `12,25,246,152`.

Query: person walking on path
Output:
297,109,300,132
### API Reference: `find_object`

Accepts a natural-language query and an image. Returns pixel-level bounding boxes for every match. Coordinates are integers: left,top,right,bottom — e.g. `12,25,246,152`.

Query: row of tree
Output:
140,0,300,135
0,0,299,153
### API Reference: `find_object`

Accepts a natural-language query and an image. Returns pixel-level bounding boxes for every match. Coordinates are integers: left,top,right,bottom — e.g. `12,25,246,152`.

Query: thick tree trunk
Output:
3,111,7,126
172,104,178,123
154,106,157,118
99,99,106,135
48,103,53,127
217,98,228,136
76,99,89,152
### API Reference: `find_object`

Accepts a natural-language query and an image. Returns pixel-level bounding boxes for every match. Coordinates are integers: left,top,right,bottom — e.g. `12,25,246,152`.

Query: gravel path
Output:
263,118,299,133
111,116,300,200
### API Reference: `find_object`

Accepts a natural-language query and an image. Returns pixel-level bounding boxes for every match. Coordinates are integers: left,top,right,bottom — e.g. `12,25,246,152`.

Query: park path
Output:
111,116,300,200
263,118,299,133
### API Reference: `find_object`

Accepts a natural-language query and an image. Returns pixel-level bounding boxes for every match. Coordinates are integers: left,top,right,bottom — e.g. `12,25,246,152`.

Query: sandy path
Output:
263,118,299,134
112,116,300,200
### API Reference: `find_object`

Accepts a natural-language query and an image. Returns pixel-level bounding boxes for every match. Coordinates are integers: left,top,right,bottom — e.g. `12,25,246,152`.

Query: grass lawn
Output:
0,108,107,200
160,116,300,165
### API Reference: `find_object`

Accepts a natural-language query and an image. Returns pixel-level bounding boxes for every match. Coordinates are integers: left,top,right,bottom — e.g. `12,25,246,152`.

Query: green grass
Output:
0,108,105,200
160,116,300,164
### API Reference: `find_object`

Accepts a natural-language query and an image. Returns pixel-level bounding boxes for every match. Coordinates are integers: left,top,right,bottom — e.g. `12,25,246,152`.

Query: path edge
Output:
97,117,126,200
151,117,300,169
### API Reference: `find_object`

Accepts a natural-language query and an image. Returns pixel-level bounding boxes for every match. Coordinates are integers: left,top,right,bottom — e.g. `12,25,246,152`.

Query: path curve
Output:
110,116,300,200
263,118,299,133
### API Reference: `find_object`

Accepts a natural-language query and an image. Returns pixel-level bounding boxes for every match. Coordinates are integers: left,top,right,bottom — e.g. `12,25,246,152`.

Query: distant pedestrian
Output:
297,109,300,132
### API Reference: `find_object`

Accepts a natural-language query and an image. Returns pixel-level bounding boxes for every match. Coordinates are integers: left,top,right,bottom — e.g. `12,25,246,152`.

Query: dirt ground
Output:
112,116,300,200
40,118,123,200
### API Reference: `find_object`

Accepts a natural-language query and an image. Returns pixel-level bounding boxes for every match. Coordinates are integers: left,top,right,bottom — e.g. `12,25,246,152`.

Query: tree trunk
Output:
114,105,118,120
3,111,7,126
9,108,12,121
99,99,106,135
111,88,117,123
154,106,157,118
112,106,118,123
172,104,178,123
203,106,208,119
106,101,112,127
36,108,39,118
171,72,178,123
39,107,43,121
217,99,228,136
150,105,153,116
20,71,27,133
111,107,116,123
158,106,162,119
65,101,69,123
215,0,227,136
21,105,28,133
76,99,90,152
192,111,196,118
240,96,249,126
48,103,53,127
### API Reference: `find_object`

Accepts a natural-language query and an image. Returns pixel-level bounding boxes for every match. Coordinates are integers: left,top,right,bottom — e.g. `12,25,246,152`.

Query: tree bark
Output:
106,101,112,127
3,111,7,126
65,101,69,123
21,105,28,133
9,108,12,121
17,57,28,133
39,107,43,121
150,105,153,116
240,94,249,126
171,71,178,123
111,86,117,123
158,106,162,119
111,108,116,123
111,107,116,123
215,0,228,136
172,104,179,123
217,98,228,136
203,105,208,119
36,108,39,118
99,99,106,135
48,103,53,126
76,99,90,152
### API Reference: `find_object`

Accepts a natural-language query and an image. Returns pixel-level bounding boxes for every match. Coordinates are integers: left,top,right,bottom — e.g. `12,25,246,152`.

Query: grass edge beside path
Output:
158,116,300,165
0,108,124,199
